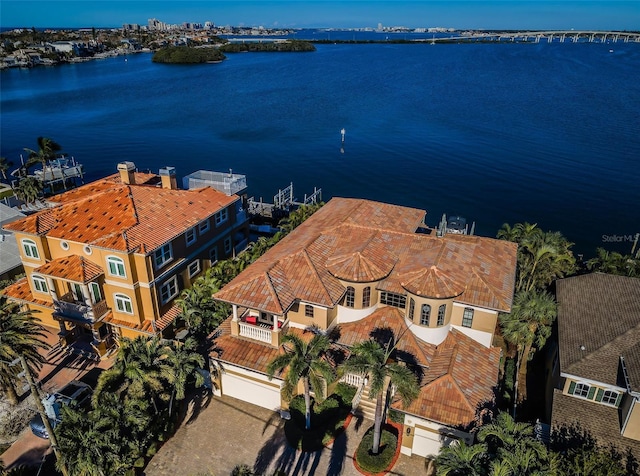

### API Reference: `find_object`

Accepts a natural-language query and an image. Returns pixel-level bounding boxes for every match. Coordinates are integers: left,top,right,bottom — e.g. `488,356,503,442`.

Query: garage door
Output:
221,372,282,411
412,427,442,458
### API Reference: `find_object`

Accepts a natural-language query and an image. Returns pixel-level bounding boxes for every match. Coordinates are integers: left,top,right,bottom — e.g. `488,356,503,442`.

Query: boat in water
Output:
32,155,84,182
436,214,476,237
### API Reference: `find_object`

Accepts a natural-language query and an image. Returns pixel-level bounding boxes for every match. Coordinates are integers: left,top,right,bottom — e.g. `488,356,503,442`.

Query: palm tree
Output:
266,331,335,430
160,337,205,416
0,298,50,404
0,156,13,181
497,222,575,293
24,136,62,171
435,441,487,476
499,290,557,403
93,336,168,414
13,176,43,204
477,412,537,451
587,247,639,277
342,338,420,454
56,405,130,476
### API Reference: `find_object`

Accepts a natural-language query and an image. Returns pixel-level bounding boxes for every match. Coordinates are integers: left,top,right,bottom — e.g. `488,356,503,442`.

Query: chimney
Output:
159,166,177,190
117,161,136,185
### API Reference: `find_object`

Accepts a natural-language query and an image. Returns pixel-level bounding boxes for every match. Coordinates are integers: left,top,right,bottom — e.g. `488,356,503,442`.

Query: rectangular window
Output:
185,227,196,246
380,291,406,309
362,287,371,307
215,209,228,226
154,243,173,269
408,298,415,320
22,239,40,259
224,237,232,255
32,276,48,293
602,390,618,405
437,304,446,326
209,247,218,264
345,287,355,308
573,383,590,398
198,219,210,234
420,304,431,326
188,260,200,278
462,308,474,328
160,276,178,304
305,305,314,318
89,282,102,303
107,256,126,277
71,283,84,302
114,294,133,314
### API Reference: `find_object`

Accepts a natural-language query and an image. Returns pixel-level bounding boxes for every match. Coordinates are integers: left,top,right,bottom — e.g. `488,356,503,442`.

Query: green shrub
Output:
388,408,405,424
355,426,398,473
332,382,357,405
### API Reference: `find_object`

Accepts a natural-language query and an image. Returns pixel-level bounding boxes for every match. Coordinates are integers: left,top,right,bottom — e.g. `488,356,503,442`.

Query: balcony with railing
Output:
237,313,288,345
55,292,109,324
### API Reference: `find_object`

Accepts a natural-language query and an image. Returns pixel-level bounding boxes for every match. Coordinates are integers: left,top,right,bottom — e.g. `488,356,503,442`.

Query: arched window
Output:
32,275,48,293
362,287,371,307
106,256,126,277
462,307,474,327
345,287,355,308
408,298,415,320
437,304,446,326
420,304,431,326
114,293,133,314
22,239,39,259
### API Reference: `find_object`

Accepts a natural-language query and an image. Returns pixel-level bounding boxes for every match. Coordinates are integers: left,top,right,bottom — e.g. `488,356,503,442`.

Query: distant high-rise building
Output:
204,21,214,30
148,18,162,30
377,22,383,31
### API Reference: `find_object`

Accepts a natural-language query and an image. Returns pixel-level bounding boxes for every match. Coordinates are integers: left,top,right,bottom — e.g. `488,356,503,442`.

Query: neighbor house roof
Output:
0,203,25,277
556,273,640,389
552,389,640,459
3,174,238,254
35,255,104,283
1,277,53,308
215,198,517,314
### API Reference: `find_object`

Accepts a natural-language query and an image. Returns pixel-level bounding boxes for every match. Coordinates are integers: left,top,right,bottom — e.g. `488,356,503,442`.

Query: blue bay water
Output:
1,40,639,255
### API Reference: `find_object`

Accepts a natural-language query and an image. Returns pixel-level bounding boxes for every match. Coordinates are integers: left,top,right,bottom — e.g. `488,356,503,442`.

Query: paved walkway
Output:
144,394,426,476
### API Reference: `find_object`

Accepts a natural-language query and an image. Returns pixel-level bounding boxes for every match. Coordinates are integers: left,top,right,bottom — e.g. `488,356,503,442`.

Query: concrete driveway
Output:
144,394,426,476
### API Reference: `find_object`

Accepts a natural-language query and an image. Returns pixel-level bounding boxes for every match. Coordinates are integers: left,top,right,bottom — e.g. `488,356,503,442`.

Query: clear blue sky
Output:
1,1,638,30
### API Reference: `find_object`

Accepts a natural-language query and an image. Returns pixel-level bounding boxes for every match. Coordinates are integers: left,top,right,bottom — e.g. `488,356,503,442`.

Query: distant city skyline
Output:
2,1,639,31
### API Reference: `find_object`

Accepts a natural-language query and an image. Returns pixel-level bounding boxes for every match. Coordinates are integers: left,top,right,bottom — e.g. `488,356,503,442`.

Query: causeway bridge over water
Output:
422,31,640,44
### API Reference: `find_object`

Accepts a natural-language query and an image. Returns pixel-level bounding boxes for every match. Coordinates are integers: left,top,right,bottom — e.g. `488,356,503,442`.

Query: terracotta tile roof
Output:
157,304,181,331
4,176,238,254
556,273,640,388
102,312,158,335
393,329,501,428
211,318,282,374
35,255,104,283
1,278,53,308
337,307,434,367
400,265,465,299
215,198,517,313
552,389,640,459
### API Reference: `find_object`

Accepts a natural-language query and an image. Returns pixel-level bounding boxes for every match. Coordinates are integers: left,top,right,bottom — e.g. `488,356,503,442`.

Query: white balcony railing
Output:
340,372,365,387
238,321,272,344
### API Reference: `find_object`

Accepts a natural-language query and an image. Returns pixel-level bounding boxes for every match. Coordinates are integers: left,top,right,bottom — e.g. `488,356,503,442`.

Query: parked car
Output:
29,380,92,439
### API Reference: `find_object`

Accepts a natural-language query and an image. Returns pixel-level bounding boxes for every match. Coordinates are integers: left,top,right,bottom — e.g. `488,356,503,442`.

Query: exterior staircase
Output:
356,390,378,420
